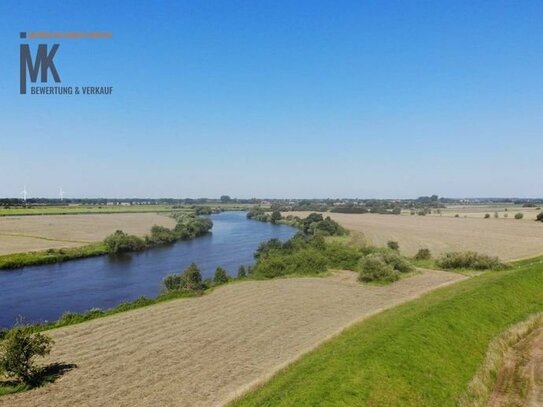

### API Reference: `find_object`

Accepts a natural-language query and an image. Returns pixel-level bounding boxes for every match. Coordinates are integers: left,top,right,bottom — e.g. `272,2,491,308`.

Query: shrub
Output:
436,251,506,271
514,212,524,219
163,263,204,292
358,255,399,283
213,267,229,285
538,212,543,222
181,263,203,290
414,248,432,261
323,242,362,270
145,225,178,245
253,247,328,278
387,241,399,251
484,213,490,219
454,214,460,218
237,265,247,278
0,325,53,385
380,251,414,273
270,210,282,224
104,230,145,254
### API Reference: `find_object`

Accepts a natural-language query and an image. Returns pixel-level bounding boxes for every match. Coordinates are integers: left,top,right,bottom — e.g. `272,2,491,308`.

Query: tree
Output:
213,267,229,284
0,325,53,385
104,230,145,254
237,265,247,278
515,213,524,220
484,213,490,219
182,263,203,290
270,210,282,224
537,212,543,222
220,195,231,203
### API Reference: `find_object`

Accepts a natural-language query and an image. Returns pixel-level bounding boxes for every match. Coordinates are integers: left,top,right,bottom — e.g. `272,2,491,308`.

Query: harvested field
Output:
288,212,543,260
0,213,175,255
0,269,464,407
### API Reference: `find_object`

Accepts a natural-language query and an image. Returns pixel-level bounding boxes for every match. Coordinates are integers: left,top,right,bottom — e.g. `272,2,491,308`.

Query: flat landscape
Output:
288,211,543,260
0,213,176,255
0,269,463,407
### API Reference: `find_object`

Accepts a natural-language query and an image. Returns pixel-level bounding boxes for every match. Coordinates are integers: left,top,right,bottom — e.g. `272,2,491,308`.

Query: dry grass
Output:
459,313,543,407
289,212,543,260
0,269,463,407
0,213,176,255
426,204,542,220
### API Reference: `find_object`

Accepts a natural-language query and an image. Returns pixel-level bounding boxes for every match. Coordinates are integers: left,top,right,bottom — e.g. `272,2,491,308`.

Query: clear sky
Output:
1,1,542,199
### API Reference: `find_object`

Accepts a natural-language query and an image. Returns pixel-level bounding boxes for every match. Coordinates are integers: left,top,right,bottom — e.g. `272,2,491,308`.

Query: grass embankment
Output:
0,243,108,270
232,257,543,407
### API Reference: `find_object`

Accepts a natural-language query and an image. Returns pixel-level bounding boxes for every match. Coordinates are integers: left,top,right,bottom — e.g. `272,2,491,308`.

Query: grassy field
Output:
0,203,253,217
232,257,543,407
0,205,178,216
289,211,543,260
0,269,462,406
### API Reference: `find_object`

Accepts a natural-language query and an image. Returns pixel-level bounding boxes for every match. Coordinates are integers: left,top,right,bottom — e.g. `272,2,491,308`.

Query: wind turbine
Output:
59,187,65,201
21,185,28,203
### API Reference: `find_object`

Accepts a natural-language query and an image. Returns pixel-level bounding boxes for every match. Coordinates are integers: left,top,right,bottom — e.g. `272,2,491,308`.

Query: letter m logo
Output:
20,44,61,94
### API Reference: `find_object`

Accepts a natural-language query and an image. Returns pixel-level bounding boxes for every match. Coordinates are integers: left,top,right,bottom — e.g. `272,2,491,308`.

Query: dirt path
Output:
0,269,464,407
487,327,543,407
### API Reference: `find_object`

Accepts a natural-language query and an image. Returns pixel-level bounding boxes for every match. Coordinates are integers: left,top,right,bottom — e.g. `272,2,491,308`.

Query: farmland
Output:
233,257,543,407
0,213,176,255
288,211,543,260
0,269,462,407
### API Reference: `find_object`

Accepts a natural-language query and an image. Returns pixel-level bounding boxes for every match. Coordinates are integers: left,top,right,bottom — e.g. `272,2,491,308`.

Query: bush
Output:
270,210,282,224
0,325,53,385
358,255,399,283
145,225,178,245
237,265,247,278
322,242,362,270
484,213,490,219
436,252,506,271
213,267,229,285
104,230,145,254
515,213,524,220
414,248,432,261
387,241,399,251
538,212,543,222
380,251,414,273
163,263,204,292
252,247,328,278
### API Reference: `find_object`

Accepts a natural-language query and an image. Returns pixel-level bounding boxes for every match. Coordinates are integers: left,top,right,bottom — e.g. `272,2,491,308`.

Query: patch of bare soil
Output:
487,327,543,407
0,269,464,407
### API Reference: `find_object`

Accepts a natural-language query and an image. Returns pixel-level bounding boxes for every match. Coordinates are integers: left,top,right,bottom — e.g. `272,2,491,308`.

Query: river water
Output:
0,211,296,328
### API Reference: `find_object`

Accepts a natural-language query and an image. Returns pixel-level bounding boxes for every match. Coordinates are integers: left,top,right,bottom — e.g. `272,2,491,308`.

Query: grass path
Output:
0,269,462,407
233,258,543,407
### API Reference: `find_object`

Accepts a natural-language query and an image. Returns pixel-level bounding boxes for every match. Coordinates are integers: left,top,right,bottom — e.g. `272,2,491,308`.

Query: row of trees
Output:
104,214,213,254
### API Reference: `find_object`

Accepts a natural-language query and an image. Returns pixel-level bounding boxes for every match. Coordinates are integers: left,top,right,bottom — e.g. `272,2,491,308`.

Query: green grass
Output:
0,205,180,216
232,257,543,407
0,203,253,217
0,381,28,396
0,243,108,270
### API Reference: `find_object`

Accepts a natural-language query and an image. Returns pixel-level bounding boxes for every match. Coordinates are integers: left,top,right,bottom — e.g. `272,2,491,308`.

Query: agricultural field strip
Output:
0,269,464,407
287,212,543,260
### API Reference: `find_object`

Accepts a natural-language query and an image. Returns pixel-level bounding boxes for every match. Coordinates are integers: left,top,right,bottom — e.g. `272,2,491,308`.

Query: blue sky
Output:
0,1,542,199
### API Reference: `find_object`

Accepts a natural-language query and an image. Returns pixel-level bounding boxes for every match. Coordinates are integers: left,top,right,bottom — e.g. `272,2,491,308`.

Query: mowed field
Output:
0,213,176,255
288,212,543,260
0,270,463,407
423,204,542,220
